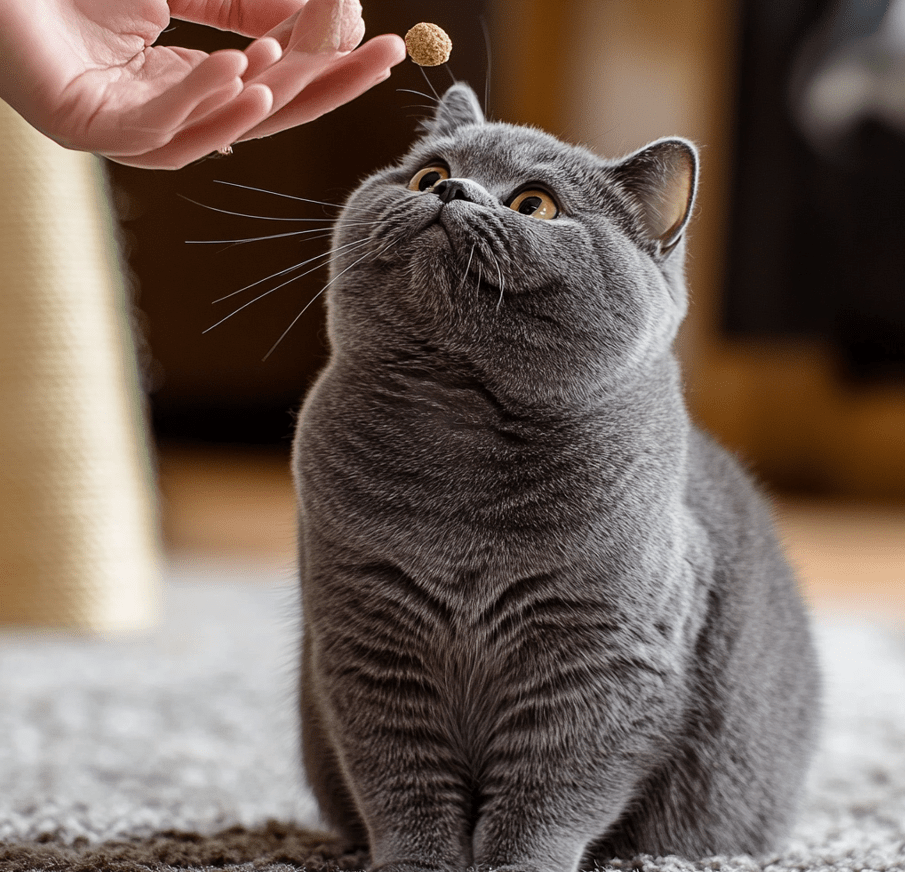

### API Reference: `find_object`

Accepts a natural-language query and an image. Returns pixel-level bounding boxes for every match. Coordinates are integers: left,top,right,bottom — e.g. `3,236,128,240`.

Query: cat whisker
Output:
188,220,380,248
212,180,379,215
204,251,361,335
178,195,337,223
263,243,386,361
188,228,336,246
480,15,493,116
396,88,439,103
419,66,442,103
207,236,371,312
494,257,505,310
458,244,476,293
211,259,322,305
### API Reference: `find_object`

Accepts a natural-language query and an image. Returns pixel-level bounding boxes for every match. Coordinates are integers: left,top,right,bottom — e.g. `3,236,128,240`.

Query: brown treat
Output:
405,22,452,66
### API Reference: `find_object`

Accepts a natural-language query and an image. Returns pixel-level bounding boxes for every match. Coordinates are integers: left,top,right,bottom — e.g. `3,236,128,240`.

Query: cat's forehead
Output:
415,122,598,188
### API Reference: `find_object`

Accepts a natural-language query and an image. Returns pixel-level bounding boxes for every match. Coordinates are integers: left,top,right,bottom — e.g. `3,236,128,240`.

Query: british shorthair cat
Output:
292,83,820,868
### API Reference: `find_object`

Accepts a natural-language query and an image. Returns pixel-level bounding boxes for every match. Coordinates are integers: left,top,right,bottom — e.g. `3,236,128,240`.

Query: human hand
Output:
0,0,405,170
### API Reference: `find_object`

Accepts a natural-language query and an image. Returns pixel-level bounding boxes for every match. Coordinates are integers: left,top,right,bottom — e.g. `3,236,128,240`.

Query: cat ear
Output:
611,138,698,254
421,83,485,136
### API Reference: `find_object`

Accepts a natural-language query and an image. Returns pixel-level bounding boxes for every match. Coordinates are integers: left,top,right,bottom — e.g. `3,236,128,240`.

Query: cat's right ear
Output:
419,83,485,136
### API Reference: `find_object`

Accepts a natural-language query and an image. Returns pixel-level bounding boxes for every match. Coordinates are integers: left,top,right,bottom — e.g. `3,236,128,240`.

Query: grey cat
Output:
292,83,820,868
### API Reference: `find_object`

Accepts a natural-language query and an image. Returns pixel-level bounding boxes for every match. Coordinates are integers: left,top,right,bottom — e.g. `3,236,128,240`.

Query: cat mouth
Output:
439,225,508,292
371,201,506,292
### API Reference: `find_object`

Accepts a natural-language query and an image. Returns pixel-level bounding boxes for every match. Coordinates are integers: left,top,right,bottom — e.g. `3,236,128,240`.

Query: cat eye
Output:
508,189,558,220
408,165,450,192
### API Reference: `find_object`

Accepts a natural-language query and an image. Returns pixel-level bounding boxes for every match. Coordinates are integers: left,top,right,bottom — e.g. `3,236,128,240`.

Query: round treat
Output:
405,22,452,66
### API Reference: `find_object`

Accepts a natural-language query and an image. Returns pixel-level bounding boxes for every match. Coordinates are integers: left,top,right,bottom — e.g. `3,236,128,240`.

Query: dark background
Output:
723,0,905,382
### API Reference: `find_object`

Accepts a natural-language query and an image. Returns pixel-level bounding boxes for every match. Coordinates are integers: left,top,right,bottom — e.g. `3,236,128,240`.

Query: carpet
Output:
1,560,904,871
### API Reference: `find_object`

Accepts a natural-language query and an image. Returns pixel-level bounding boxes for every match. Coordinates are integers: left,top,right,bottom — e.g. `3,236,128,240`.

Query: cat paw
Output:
472,864,547,872
371,862,458,872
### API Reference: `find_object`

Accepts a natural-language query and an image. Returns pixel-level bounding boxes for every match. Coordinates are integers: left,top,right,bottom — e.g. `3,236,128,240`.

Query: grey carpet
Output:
1,560,904,871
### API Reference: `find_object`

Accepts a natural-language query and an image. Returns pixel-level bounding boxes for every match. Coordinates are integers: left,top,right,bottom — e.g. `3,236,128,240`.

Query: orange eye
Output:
509,189,558,220
408,165,450,192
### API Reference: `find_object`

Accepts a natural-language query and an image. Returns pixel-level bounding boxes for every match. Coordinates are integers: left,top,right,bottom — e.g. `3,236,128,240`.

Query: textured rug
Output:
1,560,904,872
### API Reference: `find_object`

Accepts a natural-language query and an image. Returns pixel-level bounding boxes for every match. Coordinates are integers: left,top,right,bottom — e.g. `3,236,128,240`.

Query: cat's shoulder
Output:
685,424,783,554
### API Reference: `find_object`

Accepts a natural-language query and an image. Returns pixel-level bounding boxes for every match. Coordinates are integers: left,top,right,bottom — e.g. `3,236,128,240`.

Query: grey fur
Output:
292,83,820,869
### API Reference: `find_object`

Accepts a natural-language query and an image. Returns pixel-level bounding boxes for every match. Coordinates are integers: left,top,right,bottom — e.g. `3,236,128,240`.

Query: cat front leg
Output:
468,638,682,872
323,697,475,872
301,631,369,846
310,626,475,872
469,751,640,872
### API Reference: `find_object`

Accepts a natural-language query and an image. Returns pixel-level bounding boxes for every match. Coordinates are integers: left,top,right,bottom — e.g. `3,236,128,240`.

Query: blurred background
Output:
81,0,905,615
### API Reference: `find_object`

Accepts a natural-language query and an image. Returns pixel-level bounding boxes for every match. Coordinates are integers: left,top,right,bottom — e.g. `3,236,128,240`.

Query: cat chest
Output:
312,561,678,772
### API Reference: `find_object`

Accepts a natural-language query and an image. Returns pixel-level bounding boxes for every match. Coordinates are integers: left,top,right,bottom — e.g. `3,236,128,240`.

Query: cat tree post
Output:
0,100,160,633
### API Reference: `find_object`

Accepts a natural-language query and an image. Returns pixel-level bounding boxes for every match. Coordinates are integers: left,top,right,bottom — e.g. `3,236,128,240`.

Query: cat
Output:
292,82,821,868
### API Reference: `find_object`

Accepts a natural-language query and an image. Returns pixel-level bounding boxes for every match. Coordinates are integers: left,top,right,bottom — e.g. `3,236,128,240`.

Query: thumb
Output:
269,0,365,54
168,0,307,38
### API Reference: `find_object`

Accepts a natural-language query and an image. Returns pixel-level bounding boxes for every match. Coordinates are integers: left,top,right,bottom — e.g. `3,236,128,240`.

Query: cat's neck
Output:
313,346,694,586
335,342,687,428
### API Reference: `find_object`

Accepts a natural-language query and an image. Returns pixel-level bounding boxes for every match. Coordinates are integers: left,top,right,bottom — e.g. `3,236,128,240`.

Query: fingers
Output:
178,37,281,127
238,33,405,141
100,28,404,169
179,78,245,129
242,37,283,81
115,49,248,150
105,83,273,170
242,49,340,119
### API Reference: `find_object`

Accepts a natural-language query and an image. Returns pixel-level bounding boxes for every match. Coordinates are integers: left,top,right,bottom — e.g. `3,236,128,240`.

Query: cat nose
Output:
432,179,470,204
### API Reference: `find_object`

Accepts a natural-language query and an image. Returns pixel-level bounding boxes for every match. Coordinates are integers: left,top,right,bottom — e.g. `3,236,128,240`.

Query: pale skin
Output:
0,0,406,169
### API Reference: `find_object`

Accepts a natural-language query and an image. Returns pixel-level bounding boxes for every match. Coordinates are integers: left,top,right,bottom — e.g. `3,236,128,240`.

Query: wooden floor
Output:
158,444,905,617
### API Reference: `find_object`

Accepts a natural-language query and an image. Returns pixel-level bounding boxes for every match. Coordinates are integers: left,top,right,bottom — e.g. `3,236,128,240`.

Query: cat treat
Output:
405,22,452,66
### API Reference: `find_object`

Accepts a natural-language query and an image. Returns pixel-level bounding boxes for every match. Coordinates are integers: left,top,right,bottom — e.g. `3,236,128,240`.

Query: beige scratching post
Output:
0,101,160,632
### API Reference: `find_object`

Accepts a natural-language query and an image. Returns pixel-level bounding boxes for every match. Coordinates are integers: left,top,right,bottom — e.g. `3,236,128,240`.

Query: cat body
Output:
293,84,820,869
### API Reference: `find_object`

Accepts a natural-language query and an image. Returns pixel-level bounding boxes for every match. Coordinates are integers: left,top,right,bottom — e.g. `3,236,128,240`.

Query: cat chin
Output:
363,196,446,254
366,222,450,273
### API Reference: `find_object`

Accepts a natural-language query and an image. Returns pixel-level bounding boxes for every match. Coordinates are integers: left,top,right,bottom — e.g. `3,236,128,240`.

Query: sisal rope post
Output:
0,100,160,633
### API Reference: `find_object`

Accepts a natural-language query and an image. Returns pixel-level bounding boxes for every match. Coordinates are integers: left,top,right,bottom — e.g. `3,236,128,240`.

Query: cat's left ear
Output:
610,138,698,255
420,83,485,137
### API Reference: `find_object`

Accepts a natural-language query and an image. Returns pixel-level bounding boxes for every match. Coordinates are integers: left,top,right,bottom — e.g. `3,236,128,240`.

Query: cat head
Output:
326,82,697,410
